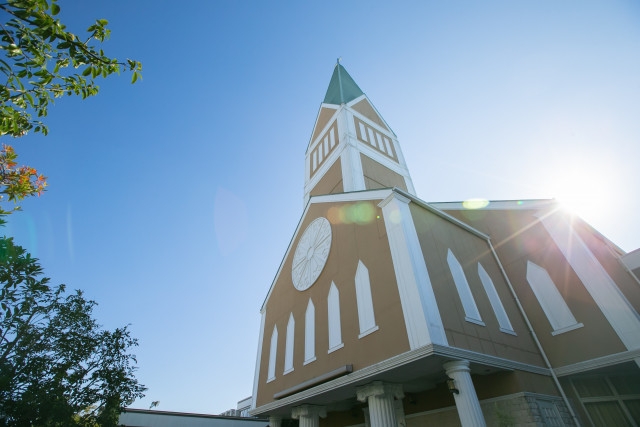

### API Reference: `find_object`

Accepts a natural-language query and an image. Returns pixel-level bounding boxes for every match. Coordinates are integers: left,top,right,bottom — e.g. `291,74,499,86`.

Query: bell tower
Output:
303,61,416,205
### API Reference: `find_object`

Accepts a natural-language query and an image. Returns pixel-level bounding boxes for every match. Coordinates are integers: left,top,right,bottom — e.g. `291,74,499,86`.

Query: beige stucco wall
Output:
311,107,337,144
443,208,628,367
360,154,407,192
351,98,389,131
410,204,546,367
309,158,343,197
256,201,410,407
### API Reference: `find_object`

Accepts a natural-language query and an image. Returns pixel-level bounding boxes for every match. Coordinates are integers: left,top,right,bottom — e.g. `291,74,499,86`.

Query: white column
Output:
395,399,407,427
291,405,326,427
362,407,371,427
338,108,366,192
443,360,486,427
269,416,282,427
356,381,404,427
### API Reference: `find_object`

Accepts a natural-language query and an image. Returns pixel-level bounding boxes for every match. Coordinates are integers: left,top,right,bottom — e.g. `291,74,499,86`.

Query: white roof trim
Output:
554,347,640,377
391,188,490,240
346,93,367,107
260,188,492,312
621,248,640,269
430,199,556,211
345,94,397,137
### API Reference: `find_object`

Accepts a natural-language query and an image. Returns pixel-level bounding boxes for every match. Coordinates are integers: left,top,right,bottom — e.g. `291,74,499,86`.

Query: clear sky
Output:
4,0,640,414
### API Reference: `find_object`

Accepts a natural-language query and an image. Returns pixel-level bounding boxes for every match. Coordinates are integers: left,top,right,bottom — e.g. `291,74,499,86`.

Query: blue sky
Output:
4,0,640,414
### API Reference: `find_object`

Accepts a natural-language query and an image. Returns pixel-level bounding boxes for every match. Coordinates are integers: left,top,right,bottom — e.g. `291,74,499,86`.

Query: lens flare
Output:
462,199,489,210
327,202,376,225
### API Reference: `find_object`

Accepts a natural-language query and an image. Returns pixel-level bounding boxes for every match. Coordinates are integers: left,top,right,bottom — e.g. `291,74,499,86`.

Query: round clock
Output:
291,217,332,291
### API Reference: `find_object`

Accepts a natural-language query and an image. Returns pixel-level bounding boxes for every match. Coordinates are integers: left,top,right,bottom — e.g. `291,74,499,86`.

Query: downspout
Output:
488,240,581,426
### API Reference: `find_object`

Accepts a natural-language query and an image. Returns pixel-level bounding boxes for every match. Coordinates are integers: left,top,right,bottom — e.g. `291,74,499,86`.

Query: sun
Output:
545,162,616,223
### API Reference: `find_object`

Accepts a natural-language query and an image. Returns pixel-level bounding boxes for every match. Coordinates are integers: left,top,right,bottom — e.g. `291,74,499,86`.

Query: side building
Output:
249,63,640,427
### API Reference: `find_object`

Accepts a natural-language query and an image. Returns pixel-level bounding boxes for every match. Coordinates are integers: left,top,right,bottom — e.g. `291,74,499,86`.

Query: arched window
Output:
284,313,295,374
478,263,515,334
355,260,378,337
328,281,343,353
304,299,316,364
267,325,278,382
526,261,582,335
447,249,484,325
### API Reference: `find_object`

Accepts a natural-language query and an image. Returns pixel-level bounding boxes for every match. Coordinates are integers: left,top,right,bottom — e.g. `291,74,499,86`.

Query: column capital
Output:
268,416,282,427
291,405,327,420
356,381,404,402
443,359,471,375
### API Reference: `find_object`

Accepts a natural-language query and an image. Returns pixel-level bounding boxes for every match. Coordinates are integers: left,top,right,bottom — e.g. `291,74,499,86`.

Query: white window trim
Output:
526,260,583,335
327,281,343,353
447,249,485,326
478,263,516,335
283,313,295,375
355,260,378,338
304,298,315,365
267,325,278,383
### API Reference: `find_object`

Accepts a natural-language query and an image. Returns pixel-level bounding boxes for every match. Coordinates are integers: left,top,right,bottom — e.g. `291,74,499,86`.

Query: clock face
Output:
292,217,332,291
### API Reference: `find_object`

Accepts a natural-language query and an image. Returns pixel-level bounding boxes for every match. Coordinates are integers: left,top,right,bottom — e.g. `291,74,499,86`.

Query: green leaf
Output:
82,66,91,76
131,72,138,84
51,3,60,15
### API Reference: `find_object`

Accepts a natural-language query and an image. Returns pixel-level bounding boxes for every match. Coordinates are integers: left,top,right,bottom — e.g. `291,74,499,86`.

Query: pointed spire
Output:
323,61,364,105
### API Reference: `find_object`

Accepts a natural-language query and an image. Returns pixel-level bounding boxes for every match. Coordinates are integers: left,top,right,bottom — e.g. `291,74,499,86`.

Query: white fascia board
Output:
430,199,557,211
250,342,549,416
305,104,340,154
346,93,397,137
392,188,490,241
622,248,640,270
309,189,392,204
554,347,640,377
260,188,393,312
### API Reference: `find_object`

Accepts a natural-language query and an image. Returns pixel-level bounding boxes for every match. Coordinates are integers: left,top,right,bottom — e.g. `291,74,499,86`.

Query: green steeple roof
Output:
323,63,364,105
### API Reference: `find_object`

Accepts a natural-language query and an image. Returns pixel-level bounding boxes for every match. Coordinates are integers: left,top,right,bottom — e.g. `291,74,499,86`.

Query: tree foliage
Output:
0,0,141,216
0,237,146,426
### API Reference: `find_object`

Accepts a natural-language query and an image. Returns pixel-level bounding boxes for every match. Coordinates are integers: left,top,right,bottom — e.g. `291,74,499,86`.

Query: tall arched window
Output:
267,325,278,382
304,299,316,364
526,261,582,335
284,313,295,374
478,263,515,334
447,249,484,325
355,260,378,338
328,281,343,353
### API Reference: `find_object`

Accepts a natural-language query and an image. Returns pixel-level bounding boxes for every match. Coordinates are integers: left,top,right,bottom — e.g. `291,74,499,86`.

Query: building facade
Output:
249,63,640,426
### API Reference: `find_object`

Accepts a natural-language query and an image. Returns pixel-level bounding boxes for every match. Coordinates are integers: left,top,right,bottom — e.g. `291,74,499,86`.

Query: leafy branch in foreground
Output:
0,237,146,426
0,0,142,216
0,0,142,137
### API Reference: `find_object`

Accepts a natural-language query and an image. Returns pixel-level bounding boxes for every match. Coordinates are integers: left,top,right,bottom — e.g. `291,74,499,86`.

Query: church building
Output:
249,63,640,426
